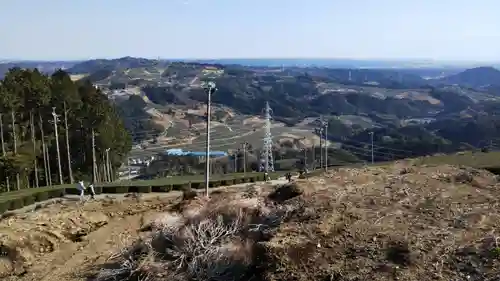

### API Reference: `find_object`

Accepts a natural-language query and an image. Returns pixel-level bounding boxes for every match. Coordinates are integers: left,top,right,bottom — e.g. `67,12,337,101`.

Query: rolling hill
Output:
4,57,500,167
436,66,500,89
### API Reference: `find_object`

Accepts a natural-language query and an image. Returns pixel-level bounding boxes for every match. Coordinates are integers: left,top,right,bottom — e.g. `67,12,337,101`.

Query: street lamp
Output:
203,81,217,197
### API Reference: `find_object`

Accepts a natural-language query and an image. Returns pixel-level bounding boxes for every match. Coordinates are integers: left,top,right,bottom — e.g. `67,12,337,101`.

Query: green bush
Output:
0,171,279,213
129,186,152,193
152,185,172,192
22,195,36,206
190,181,203,189
0,201,9,214
65,187,80,195
139,186,152,193
34,191,50,202
93,185,103,194
8,198,24,211
221,179,234,186
47,189,65,199
209,180,221,188
103,186,130,193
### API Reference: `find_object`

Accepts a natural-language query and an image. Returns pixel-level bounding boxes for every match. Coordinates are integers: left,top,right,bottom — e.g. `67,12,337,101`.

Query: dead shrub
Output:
399,167,414,175
95,190,296,281
453,170,474,183
268,182,304,203
386,241,413,266
241,185,261,198
181,187,198,201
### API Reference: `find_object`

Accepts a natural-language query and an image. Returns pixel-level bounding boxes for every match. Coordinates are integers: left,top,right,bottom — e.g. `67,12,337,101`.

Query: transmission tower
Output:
260,101,275,172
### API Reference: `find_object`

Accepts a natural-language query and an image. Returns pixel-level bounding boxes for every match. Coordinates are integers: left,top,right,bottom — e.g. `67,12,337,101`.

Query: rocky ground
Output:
2,163,500,281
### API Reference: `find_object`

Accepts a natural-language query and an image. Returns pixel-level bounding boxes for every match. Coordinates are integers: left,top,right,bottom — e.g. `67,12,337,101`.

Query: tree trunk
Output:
102,154,108,182
39,114,50,186
0,114,10,192
30,111,39,188
11,110,20,190
44,143,52,186
64,102,74,183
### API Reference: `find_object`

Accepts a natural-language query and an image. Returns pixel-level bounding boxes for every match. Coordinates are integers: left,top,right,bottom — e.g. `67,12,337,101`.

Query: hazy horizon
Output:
2,0,500,61
2,57,499,64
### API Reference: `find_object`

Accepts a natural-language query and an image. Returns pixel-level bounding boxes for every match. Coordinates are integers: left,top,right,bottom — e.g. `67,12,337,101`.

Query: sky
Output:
1,0,500,61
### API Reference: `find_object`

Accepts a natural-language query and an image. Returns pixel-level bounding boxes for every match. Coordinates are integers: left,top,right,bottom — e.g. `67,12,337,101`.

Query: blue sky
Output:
1,0,499,61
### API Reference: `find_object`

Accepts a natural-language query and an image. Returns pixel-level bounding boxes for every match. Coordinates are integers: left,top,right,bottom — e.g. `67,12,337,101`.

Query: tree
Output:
0,68,132,191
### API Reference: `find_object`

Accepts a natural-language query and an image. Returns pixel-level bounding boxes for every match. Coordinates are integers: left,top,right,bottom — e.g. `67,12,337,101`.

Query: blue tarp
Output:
164,148,227,157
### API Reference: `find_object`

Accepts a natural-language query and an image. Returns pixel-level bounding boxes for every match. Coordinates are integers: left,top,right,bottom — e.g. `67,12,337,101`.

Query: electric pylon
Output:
259,101,275,172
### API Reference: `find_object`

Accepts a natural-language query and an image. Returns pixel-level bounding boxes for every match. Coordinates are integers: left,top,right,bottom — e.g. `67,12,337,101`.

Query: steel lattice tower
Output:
260,101,275,172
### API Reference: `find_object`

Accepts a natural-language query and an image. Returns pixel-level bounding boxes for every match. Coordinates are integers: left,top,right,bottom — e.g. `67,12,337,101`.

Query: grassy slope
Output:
409,151,500,168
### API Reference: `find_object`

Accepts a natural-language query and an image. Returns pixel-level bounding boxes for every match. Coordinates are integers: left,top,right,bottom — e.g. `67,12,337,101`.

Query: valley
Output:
58,58,500,173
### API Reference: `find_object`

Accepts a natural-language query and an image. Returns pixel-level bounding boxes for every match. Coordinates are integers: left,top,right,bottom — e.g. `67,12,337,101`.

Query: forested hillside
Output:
0,68,131,192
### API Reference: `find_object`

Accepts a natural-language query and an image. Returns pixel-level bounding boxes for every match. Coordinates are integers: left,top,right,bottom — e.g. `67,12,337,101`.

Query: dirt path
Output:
21,213,147,281
1,179,287,281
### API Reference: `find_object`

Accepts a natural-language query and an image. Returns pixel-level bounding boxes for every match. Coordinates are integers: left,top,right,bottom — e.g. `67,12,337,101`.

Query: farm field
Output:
128,118,323,158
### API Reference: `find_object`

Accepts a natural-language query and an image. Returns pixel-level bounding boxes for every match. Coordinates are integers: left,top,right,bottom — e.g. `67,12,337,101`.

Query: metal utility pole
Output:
105,148,111,182
318,128,323,169
369,131,374,164
0,114,10,191
303,148,307,170
242,142,247,175
234,151,238,173
259,101,275,172
203,81,217,197
323,121,328,171
311,144,315,169
52,107,64,185
63,102,74,184
92,129,97,183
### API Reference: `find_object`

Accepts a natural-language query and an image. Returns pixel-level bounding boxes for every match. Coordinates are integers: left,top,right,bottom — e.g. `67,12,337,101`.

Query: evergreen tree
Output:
0,68,131,191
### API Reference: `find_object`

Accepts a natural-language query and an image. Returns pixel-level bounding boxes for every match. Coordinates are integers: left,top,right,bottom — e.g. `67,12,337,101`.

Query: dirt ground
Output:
3,163,500,281
0,194,174,281
262,162,500,281
0,180,278,281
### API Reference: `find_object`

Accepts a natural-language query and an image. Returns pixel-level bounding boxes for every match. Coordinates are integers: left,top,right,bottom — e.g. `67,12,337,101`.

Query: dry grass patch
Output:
91,164,500,281
259,164,500,281
92,182,300,281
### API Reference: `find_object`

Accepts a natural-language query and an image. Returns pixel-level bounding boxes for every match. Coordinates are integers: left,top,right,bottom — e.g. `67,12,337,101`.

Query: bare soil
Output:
262,163,500,281
0,194,179,281
3,163,500,281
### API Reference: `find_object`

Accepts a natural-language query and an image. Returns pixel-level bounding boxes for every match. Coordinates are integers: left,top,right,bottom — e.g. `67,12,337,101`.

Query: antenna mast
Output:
260,101,275,172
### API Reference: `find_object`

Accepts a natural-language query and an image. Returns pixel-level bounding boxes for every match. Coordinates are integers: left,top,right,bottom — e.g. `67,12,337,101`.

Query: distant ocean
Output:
170,58,494,69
